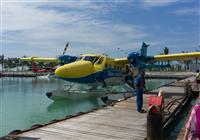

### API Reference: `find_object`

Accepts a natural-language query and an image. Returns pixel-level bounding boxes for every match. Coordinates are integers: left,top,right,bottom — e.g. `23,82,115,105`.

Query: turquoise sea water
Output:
0,77,174,137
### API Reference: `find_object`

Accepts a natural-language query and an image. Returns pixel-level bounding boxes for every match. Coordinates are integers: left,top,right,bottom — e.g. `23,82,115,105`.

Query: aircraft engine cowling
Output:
55,61,94,79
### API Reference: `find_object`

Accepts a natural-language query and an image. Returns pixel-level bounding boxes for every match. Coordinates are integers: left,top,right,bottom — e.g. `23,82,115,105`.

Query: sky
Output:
0,0,199,58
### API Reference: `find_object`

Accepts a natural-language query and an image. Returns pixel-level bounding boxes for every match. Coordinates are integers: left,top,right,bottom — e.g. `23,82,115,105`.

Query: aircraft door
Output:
94,57,105,71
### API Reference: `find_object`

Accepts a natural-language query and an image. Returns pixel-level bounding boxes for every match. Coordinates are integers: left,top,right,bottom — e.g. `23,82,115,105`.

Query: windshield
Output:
95,57,104,65
83,56,99,63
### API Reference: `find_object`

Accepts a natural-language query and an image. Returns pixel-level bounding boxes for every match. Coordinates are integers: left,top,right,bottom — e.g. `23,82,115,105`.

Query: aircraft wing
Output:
20,57,60,63
114,58,128,65
154,52,200,61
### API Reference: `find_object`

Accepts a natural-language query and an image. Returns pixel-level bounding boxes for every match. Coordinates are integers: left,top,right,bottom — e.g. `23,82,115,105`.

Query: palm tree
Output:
163,47,169,55
21,55,27,72
184,60,191,70
0,55,4,72
162,47,170,71
6,58,14,70
14,58,19,72
196,45,200,52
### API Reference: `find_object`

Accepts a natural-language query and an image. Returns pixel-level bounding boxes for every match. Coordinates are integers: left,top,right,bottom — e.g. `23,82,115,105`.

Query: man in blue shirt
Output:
134,70,146,113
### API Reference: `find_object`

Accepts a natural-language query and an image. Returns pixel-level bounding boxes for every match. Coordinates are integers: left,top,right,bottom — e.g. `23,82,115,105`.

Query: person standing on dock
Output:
134,69,146,113
124,64,134,88
184,103,200,140
196,69,200,84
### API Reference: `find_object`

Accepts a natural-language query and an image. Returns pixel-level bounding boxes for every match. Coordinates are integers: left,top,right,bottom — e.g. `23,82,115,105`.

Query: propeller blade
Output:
63,42,69,55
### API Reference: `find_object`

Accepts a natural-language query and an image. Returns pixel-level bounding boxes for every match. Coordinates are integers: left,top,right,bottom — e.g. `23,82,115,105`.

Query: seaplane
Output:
20,42,200,100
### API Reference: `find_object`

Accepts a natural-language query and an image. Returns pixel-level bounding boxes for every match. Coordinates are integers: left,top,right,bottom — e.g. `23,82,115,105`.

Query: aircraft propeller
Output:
62,42,69,55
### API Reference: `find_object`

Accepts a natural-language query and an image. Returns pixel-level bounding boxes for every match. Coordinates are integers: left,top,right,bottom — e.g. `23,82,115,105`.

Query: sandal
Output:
138,109,146,113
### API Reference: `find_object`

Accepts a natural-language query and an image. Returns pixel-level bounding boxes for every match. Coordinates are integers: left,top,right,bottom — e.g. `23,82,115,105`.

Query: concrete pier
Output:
145,71,195,79
0,71,195,79
0,72,43,77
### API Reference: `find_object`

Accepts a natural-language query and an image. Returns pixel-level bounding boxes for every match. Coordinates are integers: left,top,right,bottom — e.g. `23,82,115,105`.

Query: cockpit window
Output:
83,56,99,64
76,56,83,61
95,57,104,65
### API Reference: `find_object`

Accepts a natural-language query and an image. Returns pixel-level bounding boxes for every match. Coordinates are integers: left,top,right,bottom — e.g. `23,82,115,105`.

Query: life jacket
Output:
31,62,38,73
190,105,200,139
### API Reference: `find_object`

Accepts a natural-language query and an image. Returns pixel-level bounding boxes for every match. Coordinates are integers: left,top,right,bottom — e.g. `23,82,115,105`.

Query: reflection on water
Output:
47,98,100,113
145,79,175,91
0,77,103,137
0,77,174,137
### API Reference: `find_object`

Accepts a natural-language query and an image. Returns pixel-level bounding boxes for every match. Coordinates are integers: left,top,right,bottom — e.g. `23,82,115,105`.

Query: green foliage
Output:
1,56,57,71
163,47,169,54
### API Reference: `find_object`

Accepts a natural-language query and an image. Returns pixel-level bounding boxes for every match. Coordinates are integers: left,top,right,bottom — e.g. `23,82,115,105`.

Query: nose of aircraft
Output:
55,61,94,78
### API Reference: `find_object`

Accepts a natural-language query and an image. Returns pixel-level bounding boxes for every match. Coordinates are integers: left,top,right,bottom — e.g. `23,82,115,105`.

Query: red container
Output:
148,96,164,108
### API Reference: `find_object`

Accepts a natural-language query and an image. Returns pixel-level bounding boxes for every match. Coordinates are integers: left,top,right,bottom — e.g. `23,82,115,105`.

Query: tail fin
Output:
140,42,150,57
31,61,38,72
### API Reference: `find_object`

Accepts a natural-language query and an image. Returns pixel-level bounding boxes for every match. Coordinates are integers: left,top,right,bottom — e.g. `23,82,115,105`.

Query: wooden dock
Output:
1,76,197,140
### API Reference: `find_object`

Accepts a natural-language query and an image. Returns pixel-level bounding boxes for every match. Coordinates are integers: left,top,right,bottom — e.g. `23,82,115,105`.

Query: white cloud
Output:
141,0,180,8
172,7,200,16
2,1,147,57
